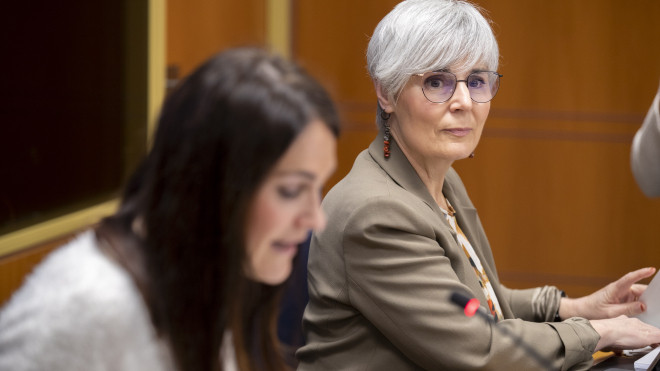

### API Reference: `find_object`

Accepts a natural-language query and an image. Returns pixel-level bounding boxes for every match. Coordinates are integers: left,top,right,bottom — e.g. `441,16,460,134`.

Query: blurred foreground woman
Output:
0,47,340,371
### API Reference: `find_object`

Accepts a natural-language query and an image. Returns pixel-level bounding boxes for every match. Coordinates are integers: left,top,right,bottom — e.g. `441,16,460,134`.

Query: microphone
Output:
450,291,553,369
450,292,486,318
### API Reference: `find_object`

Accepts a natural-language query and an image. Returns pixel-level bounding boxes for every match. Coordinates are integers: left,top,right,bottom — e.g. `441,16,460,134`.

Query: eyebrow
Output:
432,67,489,74
272,170,316,180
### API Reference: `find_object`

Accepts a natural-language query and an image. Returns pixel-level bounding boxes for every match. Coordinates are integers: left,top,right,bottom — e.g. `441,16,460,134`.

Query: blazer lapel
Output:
442,176,501,283
443,169,512,317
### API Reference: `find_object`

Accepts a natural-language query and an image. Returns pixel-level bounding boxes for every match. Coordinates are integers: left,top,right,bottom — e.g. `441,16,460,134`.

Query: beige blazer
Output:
297,135,599,370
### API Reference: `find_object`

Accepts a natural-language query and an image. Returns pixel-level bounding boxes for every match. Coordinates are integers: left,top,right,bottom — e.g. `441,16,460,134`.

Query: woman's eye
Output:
277,186,304,199
425,73,455,90
468,76,486,88
425,77,443,89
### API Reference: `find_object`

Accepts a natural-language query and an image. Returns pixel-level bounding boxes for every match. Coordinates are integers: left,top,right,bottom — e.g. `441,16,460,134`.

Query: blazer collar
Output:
367,130,464,216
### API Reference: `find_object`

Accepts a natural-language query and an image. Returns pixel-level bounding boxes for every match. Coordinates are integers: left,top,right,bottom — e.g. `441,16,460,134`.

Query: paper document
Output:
634,346,660,371
636,273,660,329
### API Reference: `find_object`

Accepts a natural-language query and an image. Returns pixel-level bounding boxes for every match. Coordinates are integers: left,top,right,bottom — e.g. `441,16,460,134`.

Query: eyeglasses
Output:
414,71,502,103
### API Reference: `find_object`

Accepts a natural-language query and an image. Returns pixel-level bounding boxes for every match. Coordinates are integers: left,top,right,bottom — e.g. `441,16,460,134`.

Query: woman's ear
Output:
374,81,394,113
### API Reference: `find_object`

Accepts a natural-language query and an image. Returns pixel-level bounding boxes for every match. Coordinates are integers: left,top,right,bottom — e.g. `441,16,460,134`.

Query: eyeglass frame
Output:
413,70,503,104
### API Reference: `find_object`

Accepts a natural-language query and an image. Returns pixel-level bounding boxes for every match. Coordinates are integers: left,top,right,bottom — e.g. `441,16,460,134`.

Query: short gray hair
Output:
367,0,499,124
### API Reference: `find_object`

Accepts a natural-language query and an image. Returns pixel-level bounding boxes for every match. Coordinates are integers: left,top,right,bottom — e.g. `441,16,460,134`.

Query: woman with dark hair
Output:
0,47,340,371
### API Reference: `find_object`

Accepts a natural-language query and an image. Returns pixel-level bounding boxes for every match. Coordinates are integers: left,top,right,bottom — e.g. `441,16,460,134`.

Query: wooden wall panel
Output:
292,0,399,188
0,235,72,306
293,0,660,297
167,0,266,78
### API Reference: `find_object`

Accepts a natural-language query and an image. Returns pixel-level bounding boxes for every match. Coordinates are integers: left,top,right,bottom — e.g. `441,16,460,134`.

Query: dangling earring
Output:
383,125,391,159
469,152,475,158
381,111,391,159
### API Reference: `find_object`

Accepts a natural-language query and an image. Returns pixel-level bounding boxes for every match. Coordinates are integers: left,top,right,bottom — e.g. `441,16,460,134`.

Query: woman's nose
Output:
298,193,327,232
451,81,473,108
310,205,327,232
307,198,327,231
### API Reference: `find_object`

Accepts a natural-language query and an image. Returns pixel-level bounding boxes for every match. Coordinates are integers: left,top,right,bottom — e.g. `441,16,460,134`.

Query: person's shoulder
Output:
1,230,145,326
7,230,138,310
0,231,169,370
329,180,436,238
325,149,407,204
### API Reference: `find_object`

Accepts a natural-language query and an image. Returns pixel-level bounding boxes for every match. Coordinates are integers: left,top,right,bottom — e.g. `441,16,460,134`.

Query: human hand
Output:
591,315,660,352
559,267,655,320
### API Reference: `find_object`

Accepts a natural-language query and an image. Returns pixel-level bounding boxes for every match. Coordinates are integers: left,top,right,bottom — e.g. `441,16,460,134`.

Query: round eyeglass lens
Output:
421,72,456,103
467,72,500,103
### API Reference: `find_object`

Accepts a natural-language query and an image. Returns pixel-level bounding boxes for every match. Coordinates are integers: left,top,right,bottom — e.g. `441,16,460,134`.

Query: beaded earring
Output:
381,111,391,158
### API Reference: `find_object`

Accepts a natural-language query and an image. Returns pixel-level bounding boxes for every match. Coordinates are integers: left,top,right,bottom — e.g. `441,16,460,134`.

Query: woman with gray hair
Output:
297,1,660,370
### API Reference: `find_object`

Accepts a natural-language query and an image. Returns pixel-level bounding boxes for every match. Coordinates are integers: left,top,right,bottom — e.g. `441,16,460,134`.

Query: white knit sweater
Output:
0,231,176,371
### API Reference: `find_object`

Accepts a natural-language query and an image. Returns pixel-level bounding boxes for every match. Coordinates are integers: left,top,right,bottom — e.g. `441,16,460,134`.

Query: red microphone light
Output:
464,298,480,317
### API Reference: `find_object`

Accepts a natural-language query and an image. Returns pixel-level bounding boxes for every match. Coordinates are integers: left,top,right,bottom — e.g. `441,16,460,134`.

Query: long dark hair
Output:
96,48,339,371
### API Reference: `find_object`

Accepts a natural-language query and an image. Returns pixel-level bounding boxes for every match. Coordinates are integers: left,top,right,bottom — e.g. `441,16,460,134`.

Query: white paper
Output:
634,346,660,371
636,273,660,329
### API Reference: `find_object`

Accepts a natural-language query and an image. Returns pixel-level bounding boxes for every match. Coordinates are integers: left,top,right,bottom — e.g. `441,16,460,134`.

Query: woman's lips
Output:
444,128,472,137
272,242,300,255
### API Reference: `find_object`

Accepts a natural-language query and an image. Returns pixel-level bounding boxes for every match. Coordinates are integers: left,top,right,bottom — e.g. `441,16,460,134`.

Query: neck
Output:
391,132,451,208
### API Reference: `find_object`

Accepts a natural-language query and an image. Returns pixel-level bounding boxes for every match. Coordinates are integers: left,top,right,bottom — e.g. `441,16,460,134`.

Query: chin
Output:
258,266,293,286
262,275,290,286
445,152,473,162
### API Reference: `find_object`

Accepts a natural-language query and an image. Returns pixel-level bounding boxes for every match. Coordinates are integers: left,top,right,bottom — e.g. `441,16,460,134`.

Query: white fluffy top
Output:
0,230,175,371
